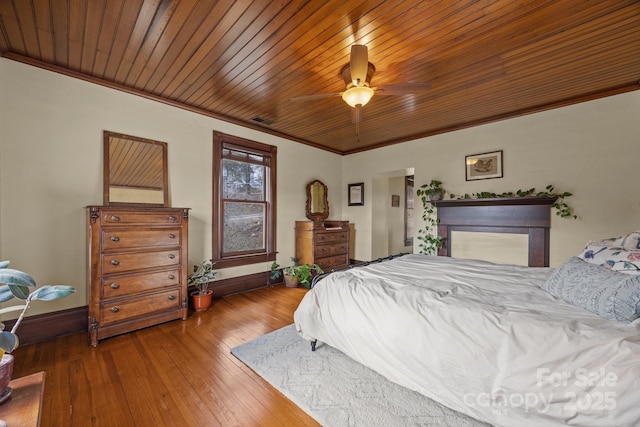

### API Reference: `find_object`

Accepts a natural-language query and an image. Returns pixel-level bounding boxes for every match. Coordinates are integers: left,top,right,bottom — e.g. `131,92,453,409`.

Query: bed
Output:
294,252,640,426
295,197,640,426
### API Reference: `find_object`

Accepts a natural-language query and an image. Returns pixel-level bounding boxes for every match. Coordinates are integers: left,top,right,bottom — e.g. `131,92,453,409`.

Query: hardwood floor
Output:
11,285,320,427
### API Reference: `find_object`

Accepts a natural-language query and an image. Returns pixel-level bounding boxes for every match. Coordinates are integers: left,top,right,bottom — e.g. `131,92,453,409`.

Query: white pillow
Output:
621,231,640,250
587,230,640,251
587,236,624,247
578,244,640,274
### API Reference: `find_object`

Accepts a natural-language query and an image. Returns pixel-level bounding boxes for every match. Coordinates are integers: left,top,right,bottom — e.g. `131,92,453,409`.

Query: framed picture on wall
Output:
391,194,400,207
348,183,364,206
465,150,503,181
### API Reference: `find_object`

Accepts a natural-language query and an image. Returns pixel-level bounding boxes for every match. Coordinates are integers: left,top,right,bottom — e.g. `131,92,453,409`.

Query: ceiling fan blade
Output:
375,82,431,95
350,45,369,86
290,92,342,102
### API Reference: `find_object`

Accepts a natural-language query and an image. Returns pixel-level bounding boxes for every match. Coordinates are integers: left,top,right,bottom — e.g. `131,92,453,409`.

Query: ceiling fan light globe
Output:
342,86,374,108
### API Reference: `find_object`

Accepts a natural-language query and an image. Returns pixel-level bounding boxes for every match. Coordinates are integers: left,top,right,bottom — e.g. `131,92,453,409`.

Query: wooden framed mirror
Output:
103,131,169,206
305,179,329,221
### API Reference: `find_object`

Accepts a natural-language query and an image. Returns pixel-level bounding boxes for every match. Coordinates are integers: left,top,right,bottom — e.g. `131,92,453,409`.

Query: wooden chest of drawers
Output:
87,206,189,347
295,221,350,272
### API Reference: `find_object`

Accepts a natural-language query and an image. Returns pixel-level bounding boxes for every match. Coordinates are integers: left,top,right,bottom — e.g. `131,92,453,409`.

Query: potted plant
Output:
188,259,217,311
270,258,324,288
0,261,75,397
418,179,445,201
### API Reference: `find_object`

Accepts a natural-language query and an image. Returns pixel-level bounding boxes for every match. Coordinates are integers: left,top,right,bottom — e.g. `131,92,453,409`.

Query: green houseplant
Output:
419,179,445,201
270,258,324,288
416,180,445,255
0,261,75,393
188,259,217,311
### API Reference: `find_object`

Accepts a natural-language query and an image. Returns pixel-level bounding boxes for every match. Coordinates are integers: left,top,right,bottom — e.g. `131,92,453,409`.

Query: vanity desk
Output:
295,180,351,271
295,220,350,271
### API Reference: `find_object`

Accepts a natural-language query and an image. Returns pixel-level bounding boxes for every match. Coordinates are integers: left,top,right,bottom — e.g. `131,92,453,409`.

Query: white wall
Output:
0,58,342,318
342,90,640,266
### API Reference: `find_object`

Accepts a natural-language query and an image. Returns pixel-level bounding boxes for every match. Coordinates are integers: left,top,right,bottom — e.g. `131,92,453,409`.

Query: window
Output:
404,175,414,247
213,132,277,268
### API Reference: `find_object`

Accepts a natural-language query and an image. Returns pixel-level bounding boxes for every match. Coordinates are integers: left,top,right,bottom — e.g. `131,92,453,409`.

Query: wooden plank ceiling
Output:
1,0,639,155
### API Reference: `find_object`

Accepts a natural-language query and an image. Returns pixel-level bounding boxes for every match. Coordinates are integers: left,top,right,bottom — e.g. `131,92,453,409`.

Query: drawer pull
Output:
168,274,175,280
168,254,176,260
168,295,176,301
111,215,120,222
111,260,120,266
110,283,119,289
168,216,177,222
111,307,119,313
110,236,120,242
168,233,176,239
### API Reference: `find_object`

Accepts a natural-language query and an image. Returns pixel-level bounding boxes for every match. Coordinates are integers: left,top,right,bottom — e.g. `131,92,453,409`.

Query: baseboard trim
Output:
3,306,88,346
5,271,274,346
208,271,273,297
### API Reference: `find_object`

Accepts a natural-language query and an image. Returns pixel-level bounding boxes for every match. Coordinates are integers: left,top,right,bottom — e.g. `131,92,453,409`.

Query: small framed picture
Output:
348,183,364,206
391,195,400,207
465,150,503,181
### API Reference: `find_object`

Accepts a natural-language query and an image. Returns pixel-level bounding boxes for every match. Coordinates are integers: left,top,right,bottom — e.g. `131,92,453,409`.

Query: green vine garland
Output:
449,185,577,219
416,183,577,255
415,180,445,255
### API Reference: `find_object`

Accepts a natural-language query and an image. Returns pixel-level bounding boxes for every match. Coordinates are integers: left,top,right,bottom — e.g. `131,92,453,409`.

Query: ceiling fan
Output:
292,44,432,126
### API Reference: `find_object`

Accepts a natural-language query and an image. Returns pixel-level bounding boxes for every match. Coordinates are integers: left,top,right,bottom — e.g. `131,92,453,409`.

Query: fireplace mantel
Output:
433,196,558,267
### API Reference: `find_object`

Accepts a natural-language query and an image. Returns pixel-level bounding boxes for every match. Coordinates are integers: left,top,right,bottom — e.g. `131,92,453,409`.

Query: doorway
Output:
371,168,415,259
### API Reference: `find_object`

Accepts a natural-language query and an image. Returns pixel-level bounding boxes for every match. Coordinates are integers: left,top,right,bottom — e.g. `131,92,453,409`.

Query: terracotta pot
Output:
0,354,14,393
284,274,299,288
190,289,213,311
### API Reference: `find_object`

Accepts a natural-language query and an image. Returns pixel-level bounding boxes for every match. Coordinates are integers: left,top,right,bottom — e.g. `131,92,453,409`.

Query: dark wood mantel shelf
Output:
433,196,558,267
434,196,558,207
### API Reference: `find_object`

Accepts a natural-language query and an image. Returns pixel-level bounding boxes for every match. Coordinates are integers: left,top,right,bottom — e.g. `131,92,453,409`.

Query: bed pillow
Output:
586,231,640,251
544,257,640,322
578,244,640,273
587,235,624,247
621,231,640,250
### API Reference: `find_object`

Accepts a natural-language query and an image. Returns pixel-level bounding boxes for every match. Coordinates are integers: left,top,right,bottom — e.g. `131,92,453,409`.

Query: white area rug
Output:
231,324,490,427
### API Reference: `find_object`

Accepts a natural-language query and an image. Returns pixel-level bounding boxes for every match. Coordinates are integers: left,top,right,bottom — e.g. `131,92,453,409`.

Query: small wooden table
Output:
0,371,45,426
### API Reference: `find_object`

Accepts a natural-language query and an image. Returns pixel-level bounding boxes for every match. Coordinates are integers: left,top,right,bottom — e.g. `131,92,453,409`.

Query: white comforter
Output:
294,254,640,427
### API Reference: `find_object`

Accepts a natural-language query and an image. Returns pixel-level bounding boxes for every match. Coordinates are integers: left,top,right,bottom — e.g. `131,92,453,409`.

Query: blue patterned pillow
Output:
544,257,640,322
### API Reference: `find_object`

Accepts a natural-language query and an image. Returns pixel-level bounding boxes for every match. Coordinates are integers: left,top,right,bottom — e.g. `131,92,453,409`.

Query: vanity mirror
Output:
103,131,169,206
305,179,329,221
